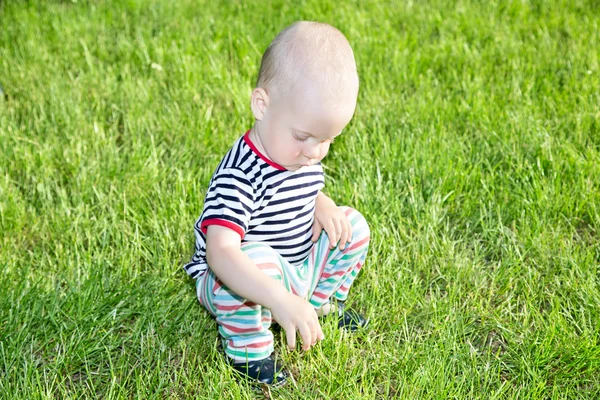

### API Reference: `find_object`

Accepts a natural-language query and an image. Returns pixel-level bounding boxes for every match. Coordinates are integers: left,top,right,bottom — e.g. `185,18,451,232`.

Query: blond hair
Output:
256,21,358,100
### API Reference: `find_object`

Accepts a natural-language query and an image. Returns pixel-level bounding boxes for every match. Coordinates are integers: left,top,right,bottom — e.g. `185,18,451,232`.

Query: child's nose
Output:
303,143,320,159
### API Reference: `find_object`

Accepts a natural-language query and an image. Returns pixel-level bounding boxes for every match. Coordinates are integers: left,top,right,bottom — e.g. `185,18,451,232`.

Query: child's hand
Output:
270,292,324,351
312,192,352,250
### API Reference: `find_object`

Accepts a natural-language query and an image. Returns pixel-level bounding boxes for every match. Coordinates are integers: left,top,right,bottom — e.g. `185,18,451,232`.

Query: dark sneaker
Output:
321,301,369,332
337,303,369,332
230,355,288,387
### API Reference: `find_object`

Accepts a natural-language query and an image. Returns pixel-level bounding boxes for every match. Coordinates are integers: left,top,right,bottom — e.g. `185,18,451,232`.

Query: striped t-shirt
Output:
184,130,325,279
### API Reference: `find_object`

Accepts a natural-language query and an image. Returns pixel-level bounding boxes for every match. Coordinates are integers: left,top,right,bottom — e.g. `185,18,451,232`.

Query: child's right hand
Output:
270,292,324,351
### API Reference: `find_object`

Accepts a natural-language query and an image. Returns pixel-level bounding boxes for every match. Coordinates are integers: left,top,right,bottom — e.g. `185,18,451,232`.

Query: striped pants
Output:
196,207,370,362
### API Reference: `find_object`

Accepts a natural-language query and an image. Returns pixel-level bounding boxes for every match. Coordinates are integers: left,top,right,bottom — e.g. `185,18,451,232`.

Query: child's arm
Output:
206,225,324,351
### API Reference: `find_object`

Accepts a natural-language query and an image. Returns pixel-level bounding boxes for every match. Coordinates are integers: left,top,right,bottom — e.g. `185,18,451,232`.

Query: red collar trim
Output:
243,130,286,170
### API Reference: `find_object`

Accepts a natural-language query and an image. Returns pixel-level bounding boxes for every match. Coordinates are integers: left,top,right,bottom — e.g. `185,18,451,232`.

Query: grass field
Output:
1,0,600,398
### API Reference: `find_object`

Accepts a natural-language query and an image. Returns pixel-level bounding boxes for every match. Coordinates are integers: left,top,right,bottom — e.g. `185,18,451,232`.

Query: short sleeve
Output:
199,168,254,238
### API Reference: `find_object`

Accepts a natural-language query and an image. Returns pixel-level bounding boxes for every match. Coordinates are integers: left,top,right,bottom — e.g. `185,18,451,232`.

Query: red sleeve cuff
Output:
201,218,245,239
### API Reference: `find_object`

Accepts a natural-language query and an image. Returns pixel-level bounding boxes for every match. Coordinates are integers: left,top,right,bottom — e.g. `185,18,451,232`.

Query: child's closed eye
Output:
294,135,309,142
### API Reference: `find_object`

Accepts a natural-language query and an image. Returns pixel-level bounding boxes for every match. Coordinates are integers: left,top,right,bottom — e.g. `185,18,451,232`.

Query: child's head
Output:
249,21,359,171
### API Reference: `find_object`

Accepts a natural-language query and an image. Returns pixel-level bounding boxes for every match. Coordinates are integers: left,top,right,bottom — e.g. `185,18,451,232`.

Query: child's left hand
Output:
311,192,352,250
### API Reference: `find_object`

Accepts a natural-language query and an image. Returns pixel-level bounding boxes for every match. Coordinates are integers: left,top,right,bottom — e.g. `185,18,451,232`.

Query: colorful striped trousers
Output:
196,207,370,362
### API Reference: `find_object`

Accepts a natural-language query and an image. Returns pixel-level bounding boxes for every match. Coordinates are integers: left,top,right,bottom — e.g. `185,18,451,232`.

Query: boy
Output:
184,21,370,386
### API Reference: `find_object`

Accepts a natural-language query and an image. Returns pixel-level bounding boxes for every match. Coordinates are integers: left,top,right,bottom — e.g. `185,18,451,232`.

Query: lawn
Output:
1,0,599,398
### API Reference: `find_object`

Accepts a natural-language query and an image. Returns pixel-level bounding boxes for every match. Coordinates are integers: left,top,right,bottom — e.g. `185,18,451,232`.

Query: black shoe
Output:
230,355,288,387
322,301,369,332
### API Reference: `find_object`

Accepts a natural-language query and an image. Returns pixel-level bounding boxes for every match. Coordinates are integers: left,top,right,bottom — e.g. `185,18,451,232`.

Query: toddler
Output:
184,21,370,386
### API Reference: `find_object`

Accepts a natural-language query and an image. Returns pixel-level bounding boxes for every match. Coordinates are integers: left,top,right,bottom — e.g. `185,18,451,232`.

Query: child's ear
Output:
250,88,269,121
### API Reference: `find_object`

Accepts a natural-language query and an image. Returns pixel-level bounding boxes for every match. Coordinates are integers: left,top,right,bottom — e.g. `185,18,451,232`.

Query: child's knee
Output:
240,242,280,264
339,206,370,243
240,242,284,279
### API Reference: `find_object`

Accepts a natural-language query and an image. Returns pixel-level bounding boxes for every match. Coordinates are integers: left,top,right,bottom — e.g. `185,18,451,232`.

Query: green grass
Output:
1,0,599,398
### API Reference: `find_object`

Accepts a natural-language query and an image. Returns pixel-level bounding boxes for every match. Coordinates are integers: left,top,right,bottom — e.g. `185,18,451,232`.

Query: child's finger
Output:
311,220,322,242
315,319,325,341
285,326,297,350
310,322,319,346
324,221,337,249
327,220,340,248
331,220,344,249
298,322,312,351
333,219,343,246
339,221,350,250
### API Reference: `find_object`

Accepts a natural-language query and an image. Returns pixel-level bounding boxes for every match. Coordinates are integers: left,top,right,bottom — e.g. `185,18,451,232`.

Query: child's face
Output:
256,82,357,171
